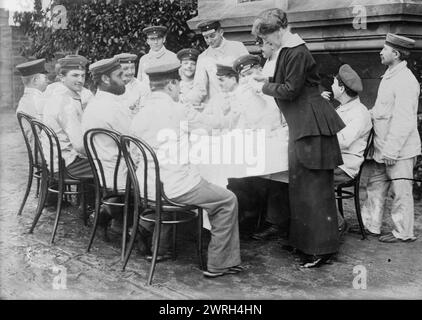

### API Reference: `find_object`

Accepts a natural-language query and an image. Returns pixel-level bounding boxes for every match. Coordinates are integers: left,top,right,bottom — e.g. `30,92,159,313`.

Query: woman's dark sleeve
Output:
262,47,308,101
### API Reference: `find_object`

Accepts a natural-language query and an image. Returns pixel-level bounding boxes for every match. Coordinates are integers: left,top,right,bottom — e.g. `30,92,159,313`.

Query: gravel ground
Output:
1,108,422,300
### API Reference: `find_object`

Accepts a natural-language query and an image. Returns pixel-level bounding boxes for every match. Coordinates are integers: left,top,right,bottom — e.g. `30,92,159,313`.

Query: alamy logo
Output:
52,265,67,290
352,265,367,289
352,5,367,30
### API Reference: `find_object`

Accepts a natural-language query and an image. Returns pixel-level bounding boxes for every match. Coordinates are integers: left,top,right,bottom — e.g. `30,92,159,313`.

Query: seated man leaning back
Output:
42,54,92,178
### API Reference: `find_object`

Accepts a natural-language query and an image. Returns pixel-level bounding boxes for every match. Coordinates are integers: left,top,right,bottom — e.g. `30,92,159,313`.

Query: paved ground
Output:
1,108,422,300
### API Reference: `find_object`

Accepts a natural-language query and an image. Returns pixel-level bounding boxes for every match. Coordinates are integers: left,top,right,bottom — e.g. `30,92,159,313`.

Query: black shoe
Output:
251,224,281,240
300,254,333,268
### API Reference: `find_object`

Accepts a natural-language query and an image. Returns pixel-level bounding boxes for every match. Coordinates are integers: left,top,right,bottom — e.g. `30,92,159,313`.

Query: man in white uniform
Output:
131,62,243,278
177,48,200,104
43,55,92,178
321,64,372,235
82,57,131,233
187,20,248,106
114,53,150,116
136,26,177,86
360,33,421,243
16,59,49,120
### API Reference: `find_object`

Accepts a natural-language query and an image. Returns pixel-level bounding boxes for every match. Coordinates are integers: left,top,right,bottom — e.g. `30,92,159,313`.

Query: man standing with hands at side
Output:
360,33,421,243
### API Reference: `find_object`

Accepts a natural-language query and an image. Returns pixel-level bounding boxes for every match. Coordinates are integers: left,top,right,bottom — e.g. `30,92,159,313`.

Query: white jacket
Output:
371,61,421,162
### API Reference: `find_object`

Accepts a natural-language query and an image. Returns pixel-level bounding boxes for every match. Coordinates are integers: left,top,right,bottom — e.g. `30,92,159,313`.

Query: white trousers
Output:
361,158,417,240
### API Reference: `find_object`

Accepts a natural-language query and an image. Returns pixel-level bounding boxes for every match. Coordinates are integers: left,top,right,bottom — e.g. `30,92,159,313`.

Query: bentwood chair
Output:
335,129,374,240
16,112,43,215
29,120,93,244
120,134,205,285
84,128,128,259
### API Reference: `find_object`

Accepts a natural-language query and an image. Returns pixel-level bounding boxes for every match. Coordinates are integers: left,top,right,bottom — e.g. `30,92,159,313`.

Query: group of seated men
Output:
15,20,419,277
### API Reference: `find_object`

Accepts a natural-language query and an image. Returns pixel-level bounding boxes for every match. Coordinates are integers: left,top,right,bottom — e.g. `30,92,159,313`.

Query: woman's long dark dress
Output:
262,34,345,255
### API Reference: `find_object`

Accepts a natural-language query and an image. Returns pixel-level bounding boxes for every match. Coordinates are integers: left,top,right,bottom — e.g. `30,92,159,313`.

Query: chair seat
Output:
335,178,356,188
140,207,199,224
146,199,198,212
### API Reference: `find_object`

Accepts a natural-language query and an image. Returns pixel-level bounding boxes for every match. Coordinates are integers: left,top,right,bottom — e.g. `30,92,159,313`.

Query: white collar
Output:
149,45,167,58
281,31,306,49
337,96,360,111
24,87,42,95
382,61,407,80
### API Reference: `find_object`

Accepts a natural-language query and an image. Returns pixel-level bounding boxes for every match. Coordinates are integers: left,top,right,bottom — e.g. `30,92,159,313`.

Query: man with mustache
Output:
114,53,150,116
360,33,421,243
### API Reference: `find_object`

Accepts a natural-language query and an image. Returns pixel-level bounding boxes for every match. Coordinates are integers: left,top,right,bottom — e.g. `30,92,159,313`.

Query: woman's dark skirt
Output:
287,136,340,256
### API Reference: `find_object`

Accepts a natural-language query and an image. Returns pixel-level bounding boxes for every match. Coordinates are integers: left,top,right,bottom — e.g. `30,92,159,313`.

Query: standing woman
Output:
252,8,345,267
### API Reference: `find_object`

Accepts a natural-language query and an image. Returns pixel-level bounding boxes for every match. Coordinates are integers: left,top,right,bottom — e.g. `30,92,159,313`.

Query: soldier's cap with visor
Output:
216,63,237,77
145,61,181,82
58,55,88,71
114,53,138,64
177,48,201,62
89,57,121,77
337,64,363,93
16,59,47,76
385,33,415,51
143,25,167,38
197,20,221,36
233,54,261,74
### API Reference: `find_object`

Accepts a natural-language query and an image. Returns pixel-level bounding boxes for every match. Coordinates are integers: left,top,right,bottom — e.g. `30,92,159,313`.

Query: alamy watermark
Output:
152,121,268,176
352,265,367,289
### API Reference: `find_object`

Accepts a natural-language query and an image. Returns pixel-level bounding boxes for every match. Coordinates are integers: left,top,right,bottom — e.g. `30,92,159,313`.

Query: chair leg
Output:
87,190,101,253
336,187,344,218
121,203,128,262
122,205,141,271
50,183,64,245
354,184,367,240
147,221,162,286
80,183,87,226
29,175,49,233
18,164,34,216
256,182,269,230
35,175,41,198
172,212,177,260
197,209,205,271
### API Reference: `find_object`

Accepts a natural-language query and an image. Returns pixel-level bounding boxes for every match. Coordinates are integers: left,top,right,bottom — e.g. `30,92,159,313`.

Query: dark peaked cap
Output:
233,54,261,74
216,63,237,77
145,61,181,81
177,48,200,62
89,58,121,76
114,53,137,64
16,59,47,76
385,33,415,51
143,26,167,37
58,55,88,71
197,20,221,34
338,64,363,93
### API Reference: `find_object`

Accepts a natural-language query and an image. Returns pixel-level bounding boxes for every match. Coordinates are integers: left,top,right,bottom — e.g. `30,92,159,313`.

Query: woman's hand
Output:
321,91,332,101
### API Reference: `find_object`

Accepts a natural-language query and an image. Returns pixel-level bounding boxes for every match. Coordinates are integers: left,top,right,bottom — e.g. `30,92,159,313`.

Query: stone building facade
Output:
188,0,422,109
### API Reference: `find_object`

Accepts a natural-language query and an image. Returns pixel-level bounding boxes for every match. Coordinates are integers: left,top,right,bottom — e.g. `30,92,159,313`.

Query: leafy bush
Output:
13,0,205,62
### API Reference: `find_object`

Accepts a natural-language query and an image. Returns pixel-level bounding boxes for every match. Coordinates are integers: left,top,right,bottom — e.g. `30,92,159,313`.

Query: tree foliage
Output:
13,0,205,62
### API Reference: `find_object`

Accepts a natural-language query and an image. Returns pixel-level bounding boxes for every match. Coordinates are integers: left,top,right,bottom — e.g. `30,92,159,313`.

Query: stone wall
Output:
188,0,422,110
0,8,31,110
0,8,13,109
